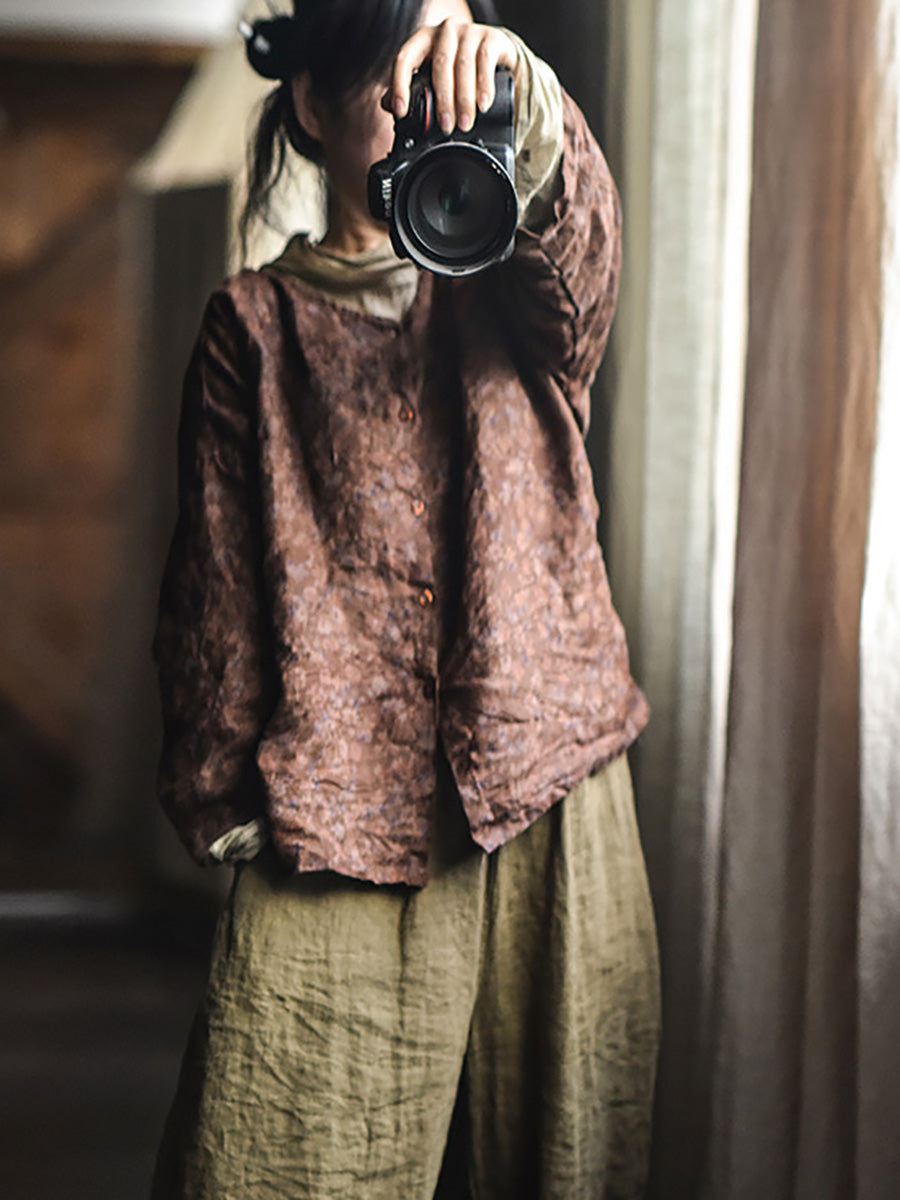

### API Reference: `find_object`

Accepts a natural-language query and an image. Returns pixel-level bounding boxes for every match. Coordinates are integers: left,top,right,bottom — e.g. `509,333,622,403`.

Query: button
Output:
398,403,416,422
411,498,425,516
417,586,435,607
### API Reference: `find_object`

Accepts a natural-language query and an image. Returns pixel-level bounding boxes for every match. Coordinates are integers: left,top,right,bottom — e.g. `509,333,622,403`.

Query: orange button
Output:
411,498,425,516
417,586,435,607
399,404,416,422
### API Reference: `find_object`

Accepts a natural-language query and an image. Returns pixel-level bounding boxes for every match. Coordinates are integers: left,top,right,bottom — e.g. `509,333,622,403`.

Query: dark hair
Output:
238,0,500,258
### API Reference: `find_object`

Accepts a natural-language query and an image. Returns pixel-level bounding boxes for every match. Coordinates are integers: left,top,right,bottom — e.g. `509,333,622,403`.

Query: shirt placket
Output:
391,332,441,725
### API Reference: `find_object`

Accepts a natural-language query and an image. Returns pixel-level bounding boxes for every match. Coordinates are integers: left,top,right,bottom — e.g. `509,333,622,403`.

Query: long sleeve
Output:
151,289,277,864
504,29,565,232
490,72,622,435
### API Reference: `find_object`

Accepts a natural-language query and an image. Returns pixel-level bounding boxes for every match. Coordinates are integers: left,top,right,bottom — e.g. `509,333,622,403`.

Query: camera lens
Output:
438,180,466,216
395,143,517,274
409,154,504,257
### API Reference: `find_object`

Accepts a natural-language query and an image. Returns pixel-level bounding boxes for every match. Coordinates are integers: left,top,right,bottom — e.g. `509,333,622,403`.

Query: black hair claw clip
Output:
239,14,299,81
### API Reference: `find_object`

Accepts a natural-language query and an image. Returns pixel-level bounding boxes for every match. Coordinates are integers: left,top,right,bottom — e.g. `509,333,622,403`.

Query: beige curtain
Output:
600,0,759,1192
708,0,881,1193
602,0,898,1196
856,6,900,1196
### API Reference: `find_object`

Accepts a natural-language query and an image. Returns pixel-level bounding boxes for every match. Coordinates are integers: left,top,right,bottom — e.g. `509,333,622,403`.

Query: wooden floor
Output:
0,49,193,877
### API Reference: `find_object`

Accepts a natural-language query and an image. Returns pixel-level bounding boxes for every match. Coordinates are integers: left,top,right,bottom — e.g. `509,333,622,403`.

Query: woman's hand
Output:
387,19,520,134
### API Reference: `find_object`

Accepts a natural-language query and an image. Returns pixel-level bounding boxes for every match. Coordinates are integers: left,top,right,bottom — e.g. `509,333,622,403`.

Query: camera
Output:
368,63,518,276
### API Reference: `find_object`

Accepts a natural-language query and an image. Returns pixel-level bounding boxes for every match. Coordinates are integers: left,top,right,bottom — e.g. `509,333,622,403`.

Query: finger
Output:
475,33,501,113
477,29,520,112
430,19,462,134
455,25,482,132
391,25,436,117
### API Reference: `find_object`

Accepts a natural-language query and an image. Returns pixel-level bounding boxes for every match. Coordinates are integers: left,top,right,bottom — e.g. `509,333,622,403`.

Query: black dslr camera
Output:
368,64,517,276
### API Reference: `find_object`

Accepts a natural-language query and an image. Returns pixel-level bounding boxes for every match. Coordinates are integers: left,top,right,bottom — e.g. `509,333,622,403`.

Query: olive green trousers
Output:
151,751,661,1200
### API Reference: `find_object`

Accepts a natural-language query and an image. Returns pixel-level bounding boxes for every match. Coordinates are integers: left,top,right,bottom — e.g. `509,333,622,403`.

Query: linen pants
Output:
150,750,661,1200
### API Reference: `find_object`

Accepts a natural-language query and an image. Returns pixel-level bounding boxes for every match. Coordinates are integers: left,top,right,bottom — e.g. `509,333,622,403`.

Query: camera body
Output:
368,63,518,276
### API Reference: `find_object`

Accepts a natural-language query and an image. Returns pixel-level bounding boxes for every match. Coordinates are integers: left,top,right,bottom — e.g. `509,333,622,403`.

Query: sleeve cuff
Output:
502,28,565,231
207,817,269,864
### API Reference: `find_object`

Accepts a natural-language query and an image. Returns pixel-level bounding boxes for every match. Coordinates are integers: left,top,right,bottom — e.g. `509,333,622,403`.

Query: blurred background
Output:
0,8,246,1197
1,1,899,1199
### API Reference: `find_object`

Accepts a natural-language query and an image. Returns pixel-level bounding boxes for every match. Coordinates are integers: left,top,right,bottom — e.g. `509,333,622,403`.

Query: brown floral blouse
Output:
151,89,649,886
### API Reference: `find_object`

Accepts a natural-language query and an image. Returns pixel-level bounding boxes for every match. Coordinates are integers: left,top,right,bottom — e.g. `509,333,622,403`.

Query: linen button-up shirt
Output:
152,82,649,886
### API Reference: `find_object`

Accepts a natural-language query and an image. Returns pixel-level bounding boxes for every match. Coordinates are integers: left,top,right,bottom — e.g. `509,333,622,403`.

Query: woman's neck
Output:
318,193,391,256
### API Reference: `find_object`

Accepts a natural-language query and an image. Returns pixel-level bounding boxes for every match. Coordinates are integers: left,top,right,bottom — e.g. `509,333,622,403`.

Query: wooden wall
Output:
0,44,194,887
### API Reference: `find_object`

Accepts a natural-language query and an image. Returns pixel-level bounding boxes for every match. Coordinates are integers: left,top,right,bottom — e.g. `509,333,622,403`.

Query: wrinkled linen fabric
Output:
151,750,661,1200
207,34,564,868
152,85,649,886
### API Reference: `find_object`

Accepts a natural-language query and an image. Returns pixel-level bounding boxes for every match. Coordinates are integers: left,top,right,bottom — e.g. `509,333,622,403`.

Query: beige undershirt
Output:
209,32,564,866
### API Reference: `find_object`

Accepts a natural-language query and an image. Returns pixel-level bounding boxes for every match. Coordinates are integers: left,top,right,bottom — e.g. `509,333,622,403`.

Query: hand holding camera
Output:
241,12,522,272
385,17,520,133
370,19,521,275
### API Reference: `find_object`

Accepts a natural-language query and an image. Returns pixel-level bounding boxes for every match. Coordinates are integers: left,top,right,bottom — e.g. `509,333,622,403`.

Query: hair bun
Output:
240,14,301,81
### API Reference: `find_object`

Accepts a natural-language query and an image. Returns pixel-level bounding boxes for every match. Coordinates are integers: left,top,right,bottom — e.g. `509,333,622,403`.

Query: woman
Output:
150,1,660,1196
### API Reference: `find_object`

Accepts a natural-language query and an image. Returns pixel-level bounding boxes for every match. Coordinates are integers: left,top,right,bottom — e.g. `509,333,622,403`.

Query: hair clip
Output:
239,14,299,81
